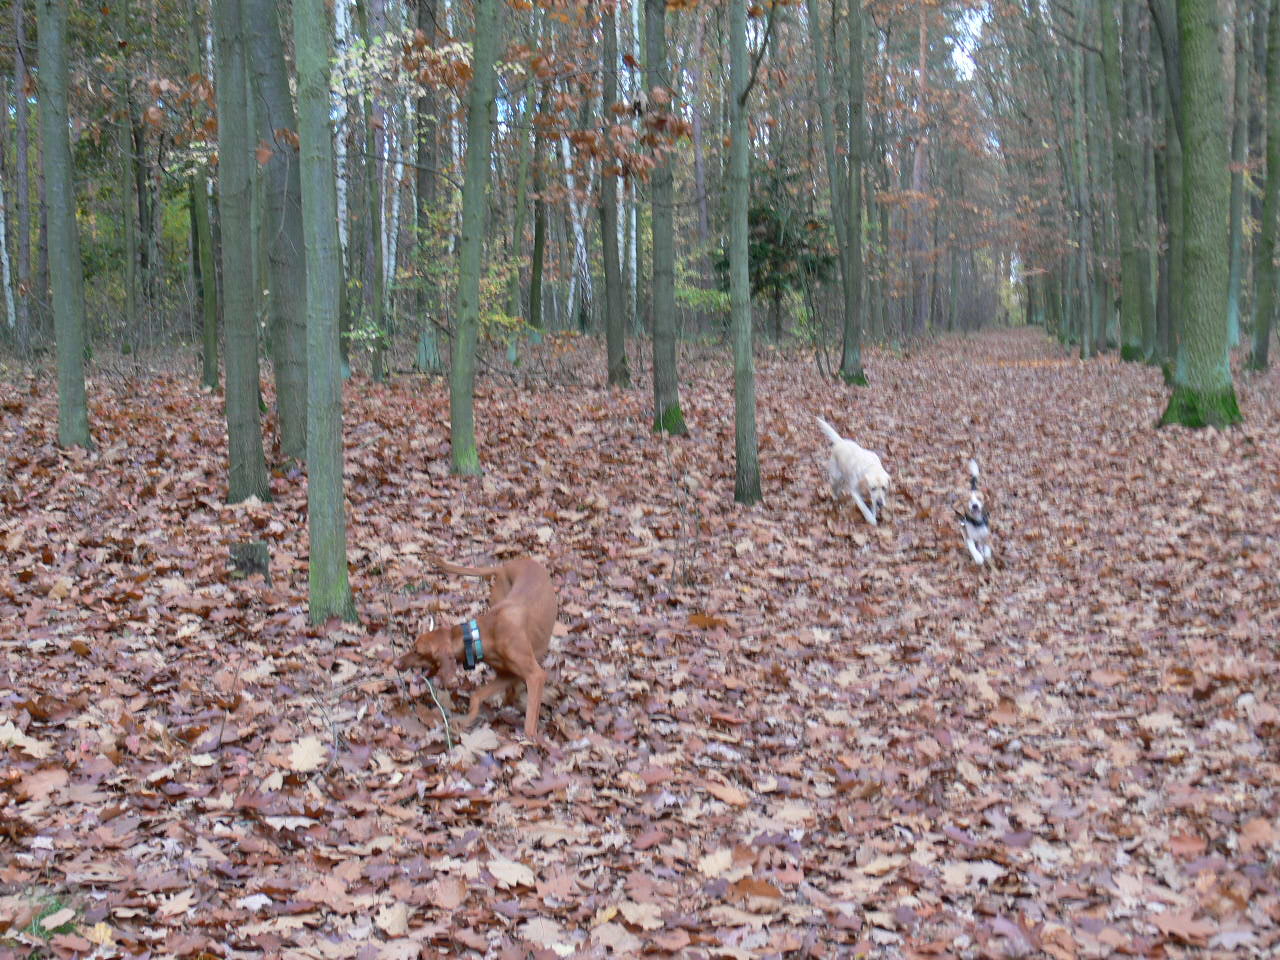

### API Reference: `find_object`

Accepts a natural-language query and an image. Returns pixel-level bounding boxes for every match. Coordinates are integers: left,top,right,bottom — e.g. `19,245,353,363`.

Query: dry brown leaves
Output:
0,328,1278,958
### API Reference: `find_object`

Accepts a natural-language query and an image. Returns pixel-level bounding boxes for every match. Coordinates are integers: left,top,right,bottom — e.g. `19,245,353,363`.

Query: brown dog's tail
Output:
430,556,503,578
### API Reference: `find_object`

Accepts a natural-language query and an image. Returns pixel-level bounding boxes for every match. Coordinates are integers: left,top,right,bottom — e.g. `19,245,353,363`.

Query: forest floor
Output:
1,327,1278,959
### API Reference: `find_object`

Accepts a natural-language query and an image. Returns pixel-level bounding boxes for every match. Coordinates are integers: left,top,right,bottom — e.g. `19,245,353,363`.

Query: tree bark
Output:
1250,0,1280,370
600,4,631,386
1100,0,1146,360
414,0,443,373
728,0,760,504
841,0,867,382
37,0,91,448
12,0,32,352
449,0,500,474
1226,0,1249,348
1160,0,1243,425
246,0,309,458
293,0,357,622
213,0,271,499
645,0,686,434
188,1,220,389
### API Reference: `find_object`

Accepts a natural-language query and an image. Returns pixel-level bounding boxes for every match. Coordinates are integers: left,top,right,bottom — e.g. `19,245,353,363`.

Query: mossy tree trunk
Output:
37,0,91,448
1160,0,1243,426
645,0,686,434
212,0,271,500
449,0,500,474
293,0,356,622
1225,0,1249,349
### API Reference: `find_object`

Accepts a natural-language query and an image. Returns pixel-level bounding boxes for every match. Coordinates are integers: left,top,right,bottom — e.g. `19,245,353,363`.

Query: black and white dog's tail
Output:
968,458,980,491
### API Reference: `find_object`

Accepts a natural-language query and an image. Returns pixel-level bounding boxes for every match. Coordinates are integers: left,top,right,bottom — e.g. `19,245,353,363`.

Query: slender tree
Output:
188,0,220,390
728,0,760,503
12,0,32,353
1160,0,1243,425
294,0,356,622
212,0,271,499
1250,0,1280,370
246,0,309,458
414,0,443,372
600,2,631,387
841,0,867,383
1099,0,1145,360
1225,0,1249,347
449,0,501,474
645,0,687,434
37,0,91,448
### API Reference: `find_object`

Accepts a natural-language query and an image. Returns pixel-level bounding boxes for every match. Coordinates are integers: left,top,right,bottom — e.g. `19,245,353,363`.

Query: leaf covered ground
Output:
1,328,1278,959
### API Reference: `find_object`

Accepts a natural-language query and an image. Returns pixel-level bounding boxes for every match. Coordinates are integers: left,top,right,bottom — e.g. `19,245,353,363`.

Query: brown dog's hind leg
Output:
522,665,547,739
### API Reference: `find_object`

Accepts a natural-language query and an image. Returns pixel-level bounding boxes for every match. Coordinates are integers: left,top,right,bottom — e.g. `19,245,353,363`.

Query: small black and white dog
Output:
957,459,992,566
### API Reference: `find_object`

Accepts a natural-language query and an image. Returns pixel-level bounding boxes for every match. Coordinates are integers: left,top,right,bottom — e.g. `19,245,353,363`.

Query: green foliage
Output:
654,402,687,435
714,165,836,308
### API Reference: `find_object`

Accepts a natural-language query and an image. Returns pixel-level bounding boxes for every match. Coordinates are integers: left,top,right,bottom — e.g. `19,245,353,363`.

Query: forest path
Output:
1,329,1277,956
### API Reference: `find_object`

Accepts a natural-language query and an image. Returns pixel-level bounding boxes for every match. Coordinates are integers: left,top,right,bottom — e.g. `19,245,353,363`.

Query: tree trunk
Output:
414,0,443,373
355,0,387,382
213,0,271,499
188,2,220,389
1226,0,1249,348
293,0,357,623
37,0,91,448
448,0,500,474
245,0,308,458
112,0,141,344
1250,0,1280,370
729,0,759,504
12,0,32,352
530,91,547,332
1160,0,1243,425
600,4,631,386
1100,0,1145,360
645,0,686,434
0,85,15,336
841,0,867,382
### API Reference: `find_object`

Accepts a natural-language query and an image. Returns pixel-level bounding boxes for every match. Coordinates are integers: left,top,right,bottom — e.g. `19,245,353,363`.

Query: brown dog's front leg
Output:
465,677,516,728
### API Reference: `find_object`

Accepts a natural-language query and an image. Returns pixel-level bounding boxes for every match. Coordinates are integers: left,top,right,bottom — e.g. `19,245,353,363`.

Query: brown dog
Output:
397,556,557,739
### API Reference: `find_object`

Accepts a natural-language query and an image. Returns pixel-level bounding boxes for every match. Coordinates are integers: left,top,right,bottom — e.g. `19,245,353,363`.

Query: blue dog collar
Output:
463,619,483,670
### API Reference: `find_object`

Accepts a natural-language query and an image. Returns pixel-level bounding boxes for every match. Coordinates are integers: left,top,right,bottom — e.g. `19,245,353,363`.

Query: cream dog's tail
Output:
816,417,844,445
968,458,980,491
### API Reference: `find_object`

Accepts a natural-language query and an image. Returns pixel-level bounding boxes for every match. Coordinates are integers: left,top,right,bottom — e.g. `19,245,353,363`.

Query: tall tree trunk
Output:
1250,0,1280,370
414,0,443,373
293,0,357,622
507,88,530,319
1125,3,1157,358
729,0,759,504
1100,0,1145,360
0,83,15,336
841,0,867,382
804,0,850,315
189,1,220,389
645,0,686,434
1226,0,1250,348
246,0,309,458
600,4,630,386
1160,0,1243,425
112,0,141,343
355,0,387,382
12,0,32,353
448,0,500,474
213,0,271,500
529,90,547,332
37,0,91,448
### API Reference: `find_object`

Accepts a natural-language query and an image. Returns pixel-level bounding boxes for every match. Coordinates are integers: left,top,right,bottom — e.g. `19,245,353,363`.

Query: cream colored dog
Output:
817,417,891,525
